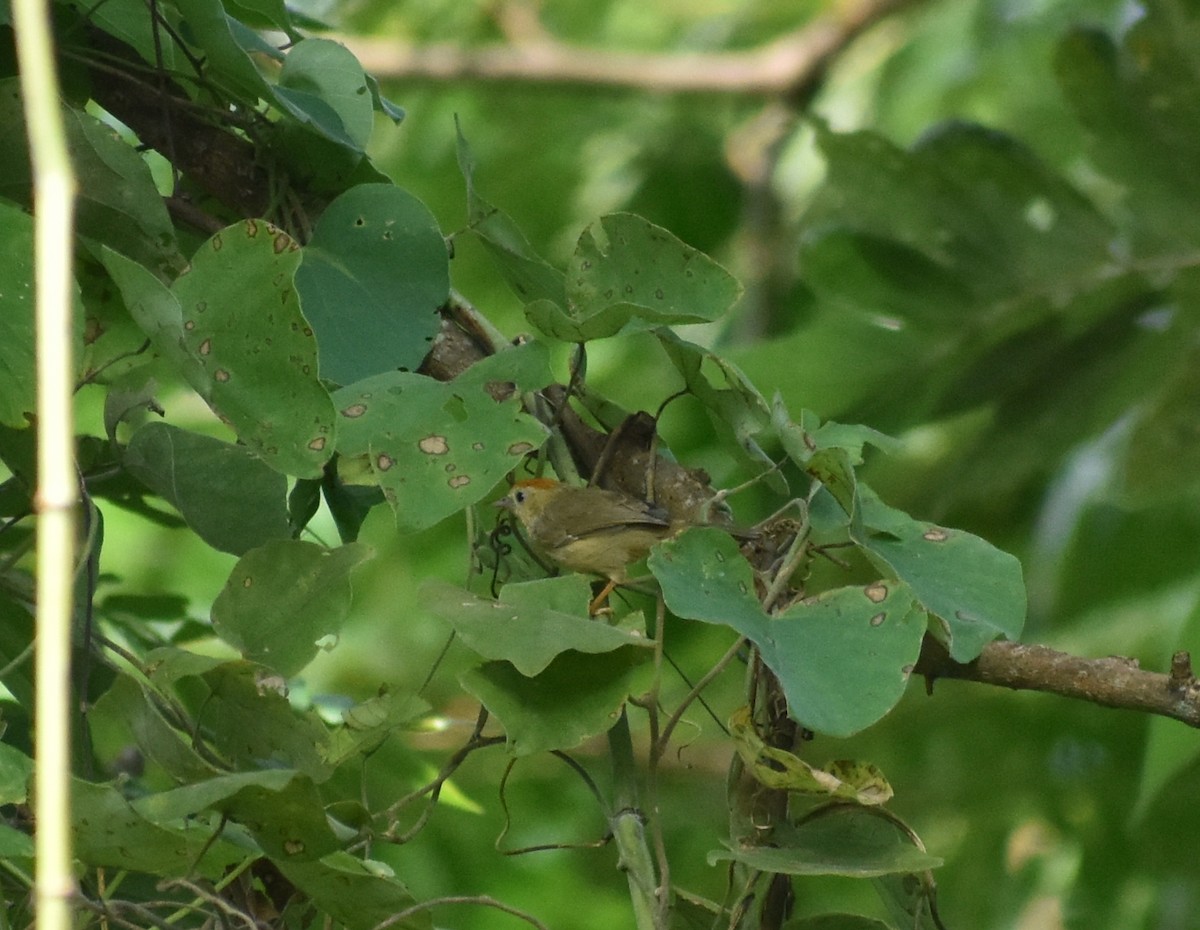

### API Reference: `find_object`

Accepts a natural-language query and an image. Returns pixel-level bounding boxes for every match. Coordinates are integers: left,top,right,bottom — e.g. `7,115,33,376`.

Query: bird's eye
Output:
514,490,527,504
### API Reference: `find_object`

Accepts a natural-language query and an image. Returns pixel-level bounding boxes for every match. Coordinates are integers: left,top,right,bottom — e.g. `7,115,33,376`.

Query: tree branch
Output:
337,0,915,98
916,639,1200,728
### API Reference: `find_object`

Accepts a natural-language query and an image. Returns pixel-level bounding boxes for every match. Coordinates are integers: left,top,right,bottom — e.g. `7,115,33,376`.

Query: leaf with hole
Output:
526,213,742,341
296,184,448,384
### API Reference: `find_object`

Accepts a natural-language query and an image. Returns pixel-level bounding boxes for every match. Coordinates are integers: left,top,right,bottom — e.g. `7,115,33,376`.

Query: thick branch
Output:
338,0,914,98
916,639,1200,728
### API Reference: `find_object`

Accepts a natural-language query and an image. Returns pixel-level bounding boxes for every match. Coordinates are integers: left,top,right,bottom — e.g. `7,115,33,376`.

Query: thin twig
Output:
371,894,551,930
383,707,502,839
654,636,746,762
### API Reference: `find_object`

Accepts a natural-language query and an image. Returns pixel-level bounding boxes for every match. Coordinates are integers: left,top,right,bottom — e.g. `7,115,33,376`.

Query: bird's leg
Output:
588,578,619,616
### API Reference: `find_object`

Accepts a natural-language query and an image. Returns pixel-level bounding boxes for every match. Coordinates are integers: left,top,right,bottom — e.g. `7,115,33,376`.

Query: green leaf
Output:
853,487,1026,662
455,119,565,306
72,779,248,877
173,0,273,101
323,689,430,767
0,591,35,709
0,202,82,427
657,330,782,482
526,213,742,341
321,469,383,543
211,540,373,677
810,120,1112,298
775,401,901,466
785,916,896,930
89,674,220,784
769,585,926,738
288,476,323,534
708,806,942,877
0,740,32,805
365,74,405,123
1123,343,1200,501
103,222,337,478
0,824,33,859
58,0,178,71
123,422,291,555
278,852,426,930
187,662,335,781
424,577,652,677
332,345,551,531
729,707,893,805
772,399,899,516
67,108,182,275
295,184,449,384
460,646,654,756
651,528,926,736
275,39,374,150
1056,17,1200,252
223,0,295,33
0,81,181,276
1133,592,1200,822
650,527,765,632
799,228,973,333
134,769,341,862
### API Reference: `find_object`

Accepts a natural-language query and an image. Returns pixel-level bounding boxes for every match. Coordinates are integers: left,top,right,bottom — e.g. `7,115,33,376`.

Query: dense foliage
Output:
3,0,1200,928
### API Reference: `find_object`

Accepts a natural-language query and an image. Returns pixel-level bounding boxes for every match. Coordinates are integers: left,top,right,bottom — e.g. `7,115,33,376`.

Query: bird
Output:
494,477,676,613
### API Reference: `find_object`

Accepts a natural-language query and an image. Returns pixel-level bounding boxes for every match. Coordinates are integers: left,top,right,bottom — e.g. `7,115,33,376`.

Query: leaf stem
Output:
15,0,79,925
608,709,664,930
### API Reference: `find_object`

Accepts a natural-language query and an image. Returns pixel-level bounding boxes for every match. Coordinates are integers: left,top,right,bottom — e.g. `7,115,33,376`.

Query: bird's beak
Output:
493,497,512,511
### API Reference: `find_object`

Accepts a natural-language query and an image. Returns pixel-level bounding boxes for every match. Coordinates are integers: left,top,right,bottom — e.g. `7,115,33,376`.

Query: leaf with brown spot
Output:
852,485,1026,662
332,343,551,532
651,528,925,737
102,222,336,479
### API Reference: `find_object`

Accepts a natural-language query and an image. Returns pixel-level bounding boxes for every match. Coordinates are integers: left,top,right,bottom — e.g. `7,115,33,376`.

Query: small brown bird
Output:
494,477,675,613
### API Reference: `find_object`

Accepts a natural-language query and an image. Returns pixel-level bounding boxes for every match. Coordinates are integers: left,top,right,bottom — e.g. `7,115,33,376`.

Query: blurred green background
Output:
93,0,1200,926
